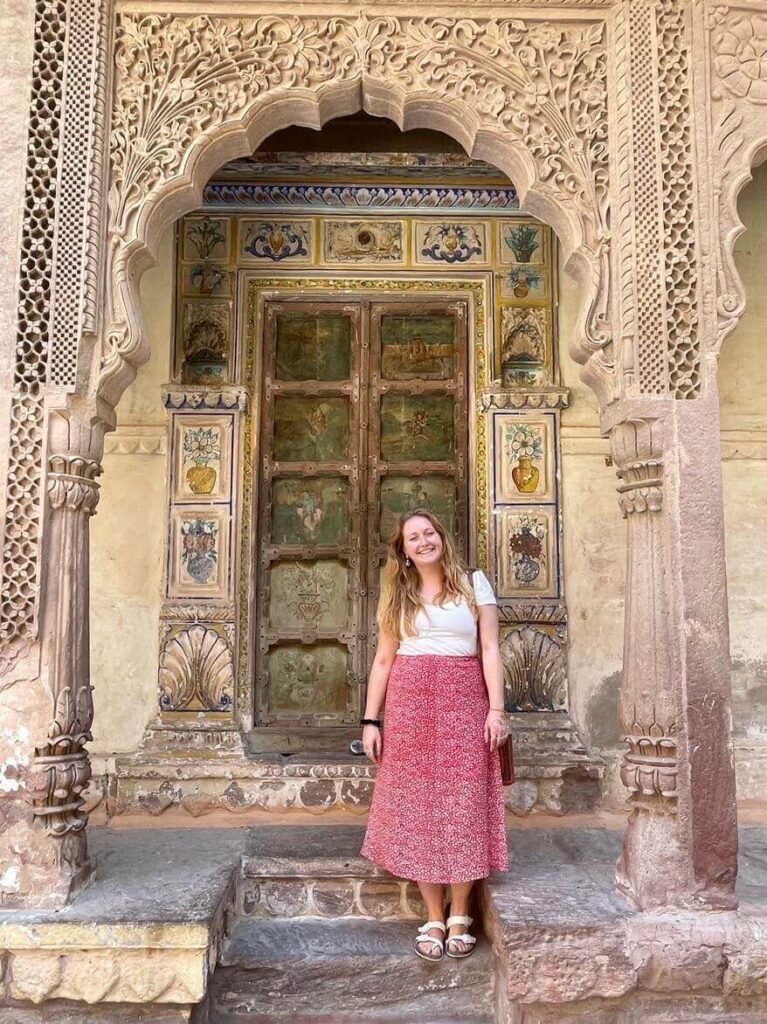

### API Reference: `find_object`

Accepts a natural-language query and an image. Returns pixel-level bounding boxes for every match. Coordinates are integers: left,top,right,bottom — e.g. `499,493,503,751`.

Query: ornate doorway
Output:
254,296,469,739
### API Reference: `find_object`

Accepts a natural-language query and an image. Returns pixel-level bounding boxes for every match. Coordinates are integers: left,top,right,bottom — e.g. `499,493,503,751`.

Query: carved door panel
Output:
255,297,468,730
366,302,469,659
257,301,366,727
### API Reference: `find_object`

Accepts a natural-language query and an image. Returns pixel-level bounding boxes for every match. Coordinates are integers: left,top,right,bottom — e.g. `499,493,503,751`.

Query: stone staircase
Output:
205,825,498,1023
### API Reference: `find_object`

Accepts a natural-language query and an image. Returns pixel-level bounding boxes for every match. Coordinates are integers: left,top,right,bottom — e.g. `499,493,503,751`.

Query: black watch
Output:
359,717,382,727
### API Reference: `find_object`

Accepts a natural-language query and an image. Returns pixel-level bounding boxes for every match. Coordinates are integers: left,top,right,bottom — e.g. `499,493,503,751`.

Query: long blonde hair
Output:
376,508,478,641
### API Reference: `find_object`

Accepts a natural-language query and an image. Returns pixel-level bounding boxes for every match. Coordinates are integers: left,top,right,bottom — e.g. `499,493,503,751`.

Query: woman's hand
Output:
484,710,508,753
362,724,382,764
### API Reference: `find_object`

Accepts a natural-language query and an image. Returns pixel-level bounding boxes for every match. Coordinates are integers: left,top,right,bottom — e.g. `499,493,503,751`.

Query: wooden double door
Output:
255,296,469,731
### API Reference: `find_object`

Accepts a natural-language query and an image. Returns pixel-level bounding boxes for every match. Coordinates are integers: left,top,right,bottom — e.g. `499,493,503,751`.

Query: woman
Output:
360,508,509,961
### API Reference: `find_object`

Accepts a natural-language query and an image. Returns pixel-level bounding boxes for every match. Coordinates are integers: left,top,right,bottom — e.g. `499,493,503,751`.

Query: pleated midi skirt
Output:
360,653,509,884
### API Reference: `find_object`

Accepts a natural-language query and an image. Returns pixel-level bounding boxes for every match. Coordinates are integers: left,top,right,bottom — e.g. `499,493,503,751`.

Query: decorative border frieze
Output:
204,182,520,212
480,390,569,411
163,387,248,412
497,601,568,626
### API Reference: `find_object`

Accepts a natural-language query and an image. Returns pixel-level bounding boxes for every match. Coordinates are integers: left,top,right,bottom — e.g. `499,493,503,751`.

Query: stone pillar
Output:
607,389,738,911
0,401,109,908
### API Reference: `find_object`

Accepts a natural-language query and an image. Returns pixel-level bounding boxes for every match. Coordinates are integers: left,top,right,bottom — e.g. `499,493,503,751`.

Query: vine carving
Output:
103,12,611,402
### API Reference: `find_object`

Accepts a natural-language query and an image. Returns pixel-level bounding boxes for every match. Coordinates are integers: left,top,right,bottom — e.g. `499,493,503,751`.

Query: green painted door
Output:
256,297,468,729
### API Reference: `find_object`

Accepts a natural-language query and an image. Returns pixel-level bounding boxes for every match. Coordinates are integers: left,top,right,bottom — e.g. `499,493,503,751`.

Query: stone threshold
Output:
86,722,605,822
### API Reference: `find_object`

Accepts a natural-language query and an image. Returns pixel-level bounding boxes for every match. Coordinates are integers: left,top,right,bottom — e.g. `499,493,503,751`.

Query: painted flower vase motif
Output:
181,519,218,585
186,463,217,494
506,424,544,495
183,426,221,495
511,456,540,493
504,224,540,264
513,270,530,298
510,522,543,583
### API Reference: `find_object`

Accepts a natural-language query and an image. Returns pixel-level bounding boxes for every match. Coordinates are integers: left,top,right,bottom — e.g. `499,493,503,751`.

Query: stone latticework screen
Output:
0,0,68,643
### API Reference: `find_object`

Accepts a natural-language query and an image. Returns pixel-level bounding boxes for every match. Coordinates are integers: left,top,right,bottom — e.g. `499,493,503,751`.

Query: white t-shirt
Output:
396,570,497,656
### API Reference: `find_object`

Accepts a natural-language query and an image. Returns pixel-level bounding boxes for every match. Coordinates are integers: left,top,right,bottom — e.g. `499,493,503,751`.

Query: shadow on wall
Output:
585,670,622,752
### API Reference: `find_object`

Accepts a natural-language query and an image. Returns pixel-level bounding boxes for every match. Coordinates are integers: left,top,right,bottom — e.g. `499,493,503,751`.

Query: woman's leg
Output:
416,881,445,960
447,880,474,954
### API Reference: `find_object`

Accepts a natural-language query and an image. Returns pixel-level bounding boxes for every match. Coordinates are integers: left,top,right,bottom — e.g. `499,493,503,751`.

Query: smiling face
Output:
401,514,444,570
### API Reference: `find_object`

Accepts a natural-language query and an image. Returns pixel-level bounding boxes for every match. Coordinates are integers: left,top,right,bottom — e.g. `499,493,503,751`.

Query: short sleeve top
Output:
396,569,497,657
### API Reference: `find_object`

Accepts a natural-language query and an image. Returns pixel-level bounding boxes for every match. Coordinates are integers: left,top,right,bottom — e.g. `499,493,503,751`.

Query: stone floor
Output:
0,824,765,1022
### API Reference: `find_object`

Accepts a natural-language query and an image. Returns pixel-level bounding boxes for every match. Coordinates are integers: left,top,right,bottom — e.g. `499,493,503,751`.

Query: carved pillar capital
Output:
47,455,101,515
609,416,664,517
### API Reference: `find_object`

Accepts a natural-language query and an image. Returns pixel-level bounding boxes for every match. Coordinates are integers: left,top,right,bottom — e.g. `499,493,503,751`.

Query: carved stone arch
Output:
708,8,767,353
97,11,612,413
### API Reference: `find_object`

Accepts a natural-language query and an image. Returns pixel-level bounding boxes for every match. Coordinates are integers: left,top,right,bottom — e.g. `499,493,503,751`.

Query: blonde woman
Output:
360,509,509,961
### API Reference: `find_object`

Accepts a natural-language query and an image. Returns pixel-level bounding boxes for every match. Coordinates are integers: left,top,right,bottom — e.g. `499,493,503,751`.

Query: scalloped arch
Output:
714,128,767,353
99,12,612,409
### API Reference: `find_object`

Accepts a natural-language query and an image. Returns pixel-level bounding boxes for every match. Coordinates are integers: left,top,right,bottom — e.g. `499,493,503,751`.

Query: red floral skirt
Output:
360,654,509,884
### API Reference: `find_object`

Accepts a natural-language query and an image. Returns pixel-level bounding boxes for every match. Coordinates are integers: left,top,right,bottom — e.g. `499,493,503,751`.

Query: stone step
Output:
240,862,424,920
209,918,496,1023
239,824,425,920
246,727,362,755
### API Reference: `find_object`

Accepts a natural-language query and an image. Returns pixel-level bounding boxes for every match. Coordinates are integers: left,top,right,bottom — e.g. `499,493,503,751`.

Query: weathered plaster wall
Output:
89,229,173,754
719,164,767,781
557,252,626,796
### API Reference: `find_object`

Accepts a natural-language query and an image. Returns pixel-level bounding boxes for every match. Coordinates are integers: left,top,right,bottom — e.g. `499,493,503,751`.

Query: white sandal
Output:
445,914,477,959
414,919,446,961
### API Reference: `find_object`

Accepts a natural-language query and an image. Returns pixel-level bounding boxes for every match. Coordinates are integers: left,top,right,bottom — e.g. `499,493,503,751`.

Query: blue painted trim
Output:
202,182,520,212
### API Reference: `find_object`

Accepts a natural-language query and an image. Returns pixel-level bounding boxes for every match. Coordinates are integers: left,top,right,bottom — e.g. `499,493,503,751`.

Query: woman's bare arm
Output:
363,629,398,718
478,605,506,750
362,629,398,764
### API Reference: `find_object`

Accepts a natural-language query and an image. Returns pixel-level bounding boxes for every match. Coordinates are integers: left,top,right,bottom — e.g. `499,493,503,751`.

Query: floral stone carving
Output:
102,12,612,408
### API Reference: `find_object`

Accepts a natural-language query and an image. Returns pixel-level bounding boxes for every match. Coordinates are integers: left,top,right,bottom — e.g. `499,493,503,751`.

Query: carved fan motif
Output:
500,626,567,712
158,624,234,712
